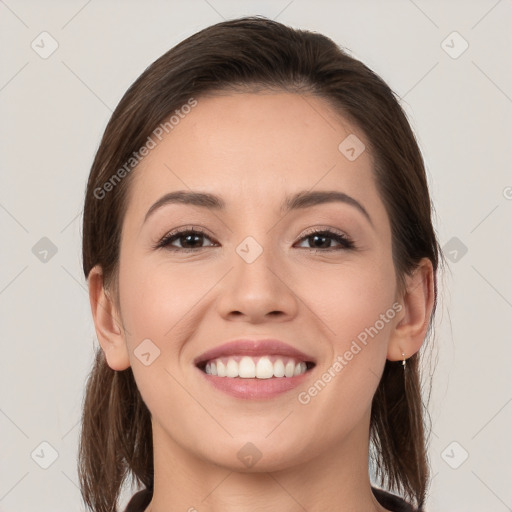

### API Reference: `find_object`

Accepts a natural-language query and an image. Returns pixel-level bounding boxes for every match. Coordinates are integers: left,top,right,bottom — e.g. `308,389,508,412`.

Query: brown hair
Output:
79,15,441,512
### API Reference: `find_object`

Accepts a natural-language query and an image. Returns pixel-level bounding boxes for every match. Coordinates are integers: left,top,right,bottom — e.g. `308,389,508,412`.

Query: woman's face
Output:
115,91,401,470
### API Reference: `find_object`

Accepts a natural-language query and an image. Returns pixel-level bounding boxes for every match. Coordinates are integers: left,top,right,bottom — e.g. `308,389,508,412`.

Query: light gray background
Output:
1,1,511,511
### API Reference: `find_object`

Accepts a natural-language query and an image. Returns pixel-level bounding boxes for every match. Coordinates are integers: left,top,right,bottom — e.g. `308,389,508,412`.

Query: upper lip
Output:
194,339,316,367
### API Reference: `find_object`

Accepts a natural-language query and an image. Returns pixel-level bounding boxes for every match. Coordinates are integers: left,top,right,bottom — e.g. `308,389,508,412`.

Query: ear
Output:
387,257,435,362
88,265,131,371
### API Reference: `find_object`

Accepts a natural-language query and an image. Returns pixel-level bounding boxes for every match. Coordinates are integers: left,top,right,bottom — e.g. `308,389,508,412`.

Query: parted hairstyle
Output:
79,15,442,512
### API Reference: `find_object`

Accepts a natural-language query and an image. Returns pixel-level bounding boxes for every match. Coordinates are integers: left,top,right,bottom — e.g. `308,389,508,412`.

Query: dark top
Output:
124,486,418,511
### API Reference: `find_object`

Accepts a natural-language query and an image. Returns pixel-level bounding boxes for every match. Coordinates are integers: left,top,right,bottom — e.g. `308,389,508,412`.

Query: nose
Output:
216,240,299,324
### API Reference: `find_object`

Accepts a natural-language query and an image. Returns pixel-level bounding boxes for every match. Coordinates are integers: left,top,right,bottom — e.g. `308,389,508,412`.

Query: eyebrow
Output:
143,189,373,227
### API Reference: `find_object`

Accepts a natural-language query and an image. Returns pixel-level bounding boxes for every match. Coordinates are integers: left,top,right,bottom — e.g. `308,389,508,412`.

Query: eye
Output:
154,227,217,252
294,228,355,251
154,226,355,252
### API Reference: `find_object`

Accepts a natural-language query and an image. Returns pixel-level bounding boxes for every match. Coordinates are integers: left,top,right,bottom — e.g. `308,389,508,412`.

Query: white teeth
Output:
285,360,295,377
273,359,285,377
294,362,306,376
204,356,309,378
226,359,238,378
216,360,226,377
256,357,274,379
239,356,256,378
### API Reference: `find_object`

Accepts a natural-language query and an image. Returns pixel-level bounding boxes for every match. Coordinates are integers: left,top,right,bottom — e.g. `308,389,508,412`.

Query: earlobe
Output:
387,258,435,362
88,265,131,371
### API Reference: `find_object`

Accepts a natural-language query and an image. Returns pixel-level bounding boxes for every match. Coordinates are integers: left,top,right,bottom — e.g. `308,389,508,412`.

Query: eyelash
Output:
153,226,356,253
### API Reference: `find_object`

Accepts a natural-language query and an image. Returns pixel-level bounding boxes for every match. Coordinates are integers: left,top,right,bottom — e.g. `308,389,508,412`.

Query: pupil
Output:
312,234,328,248
184,234,201,247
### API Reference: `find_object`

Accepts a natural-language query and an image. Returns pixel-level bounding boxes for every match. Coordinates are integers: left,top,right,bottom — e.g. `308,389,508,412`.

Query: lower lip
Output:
196,367,312,399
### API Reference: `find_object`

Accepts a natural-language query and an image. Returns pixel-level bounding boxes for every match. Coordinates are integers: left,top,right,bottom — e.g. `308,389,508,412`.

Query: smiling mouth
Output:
197,355,316,379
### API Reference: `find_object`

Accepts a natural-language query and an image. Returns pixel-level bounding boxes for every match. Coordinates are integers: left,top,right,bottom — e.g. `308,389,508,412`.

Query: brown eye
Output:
295,229,355,251
155,229,217,251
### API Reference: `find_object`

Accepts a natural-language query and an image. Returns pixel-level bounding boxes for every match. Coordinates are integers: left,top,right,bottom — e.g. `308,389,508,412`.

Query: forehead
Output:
125,91,384,223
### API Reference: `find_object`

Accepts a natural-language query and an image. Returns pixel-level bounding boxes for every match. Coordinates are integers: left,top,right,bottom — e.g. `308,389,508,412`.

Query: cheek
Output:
119,256,212,342
300,254,397,342
296,254,397,410
117,258,212,415
304,259,396,397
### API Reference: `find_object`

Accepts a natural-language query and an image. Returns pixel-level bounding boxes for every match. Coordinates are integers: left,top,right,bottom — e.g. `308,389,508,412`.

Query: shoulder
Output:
123,488,152,512
371,486,419,512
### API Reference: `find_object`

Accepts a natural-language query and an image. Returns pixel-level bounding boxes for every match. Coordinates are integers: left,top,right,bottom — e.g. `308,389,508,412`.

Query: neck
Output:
145,409,389,512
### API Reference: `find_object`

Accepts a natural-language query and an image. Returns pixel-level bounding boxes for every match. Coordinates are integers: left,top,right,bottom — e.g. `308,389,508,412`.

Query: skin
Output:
89,91,435,512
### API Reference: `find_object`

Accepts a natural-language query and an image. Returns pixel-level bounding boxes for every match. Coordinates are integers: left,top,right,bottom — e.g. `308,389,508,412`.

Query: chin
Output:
200,436,309,473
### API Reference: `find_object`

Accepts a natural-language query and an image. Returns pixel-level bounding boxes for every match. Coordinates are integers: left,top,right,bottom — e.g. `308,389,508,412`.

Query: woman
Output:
79,16,441,512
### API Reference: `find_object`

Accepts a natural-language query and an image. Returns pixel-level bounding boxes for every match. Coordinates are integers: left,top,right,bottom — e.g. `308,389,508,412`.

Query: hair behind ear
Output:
370,354,429,510
78,347,153,512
